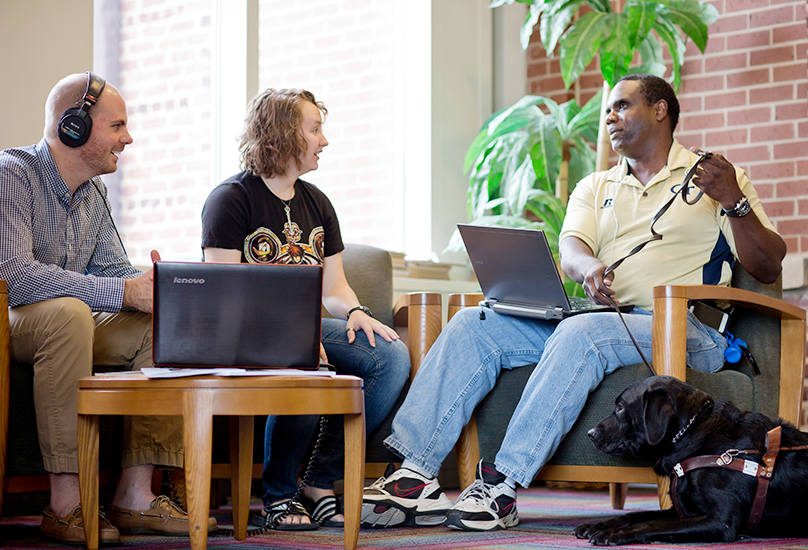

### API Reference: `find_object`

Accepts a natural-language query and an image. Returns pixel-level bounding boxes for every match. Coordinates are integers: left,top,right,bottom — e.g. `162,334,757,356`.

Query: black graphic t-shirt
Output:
201,171,344,265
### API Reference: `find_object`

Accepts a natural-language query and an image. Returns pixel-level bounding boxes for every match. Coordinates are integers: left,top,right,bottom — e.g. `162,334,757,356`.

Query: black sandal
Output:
250,500,319,531
303,495,344,528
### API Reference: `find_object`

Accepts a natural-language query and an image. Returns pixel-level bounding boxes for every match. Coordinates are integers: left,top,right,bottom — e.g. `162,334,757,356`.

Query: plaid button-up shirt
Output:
0,139,141,310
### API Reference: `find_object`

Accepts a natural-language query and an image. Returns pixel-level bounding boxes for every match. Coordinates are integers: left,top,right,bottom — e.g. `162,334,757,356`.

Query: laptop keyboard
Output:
568,296,598,311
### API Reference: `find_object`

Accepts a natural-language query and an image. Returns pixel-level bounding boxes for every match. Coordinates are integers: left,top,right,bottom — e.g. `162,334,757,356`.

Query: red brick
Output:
774,141,807,159
750,6,795,28
681,112,725,131
672,133,704,150
754,182,775,199
727,68,769,88
799,160,808,176
726,0,770,11
727,30,771,51
751,123,795,142
777,219,808,236
527,63,545,78
725,145,771,162
751,45,796,66
726,106,771,126
800,121,808,139
711,13,748,34
682,58,704,76
778,181,808,199
703,36,727,54
529,45,545,61
681,75,725,94
751,84,795,103
750,161,796,179
773,22,808,44
775,237,808,254
705,52,747,73
774,62,807,82
706,128,749,147
783,236,799,253
704,90,747,110
762,200,795,217
678,96,702,113
798,199,808,215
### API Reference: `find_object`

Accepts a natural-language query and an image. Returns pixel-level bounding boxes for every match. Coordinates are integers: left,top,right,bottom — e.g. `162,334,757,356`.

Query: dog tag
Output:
674,463,684,477
742,460,759,476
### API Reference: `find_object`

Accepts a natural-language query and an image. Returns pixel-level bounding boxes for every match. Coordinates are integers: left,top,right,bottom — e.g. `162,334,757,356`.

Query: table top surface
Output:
79,373,364,390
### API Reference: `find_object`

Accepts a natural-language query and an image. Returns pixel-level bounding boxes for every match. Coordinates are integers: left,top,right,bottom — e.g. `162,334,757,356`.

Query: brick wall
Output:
258,0,404,252
116,0,213,263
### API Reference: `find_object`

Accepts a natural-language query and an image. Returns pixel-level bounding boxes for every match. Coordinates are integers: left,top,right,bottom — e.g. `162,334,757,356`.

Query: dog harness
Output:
670,426,808,533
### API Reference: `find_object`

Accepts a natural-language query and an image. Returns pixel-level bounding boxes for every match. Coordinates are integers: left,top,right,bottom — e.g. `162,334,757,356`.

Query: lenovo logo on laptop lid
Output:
152,262,323,369
458,224,632,320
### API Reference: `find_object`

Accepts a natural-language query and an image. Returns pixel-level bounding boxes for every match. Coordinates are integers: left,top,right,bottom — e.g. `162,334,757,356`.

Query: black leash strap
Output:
601,151,713,376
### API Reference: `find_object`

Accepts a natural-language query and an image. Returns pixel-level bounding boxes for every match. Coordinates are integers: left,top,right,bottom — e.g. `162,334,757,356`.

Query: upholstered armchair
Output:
450,264,805,510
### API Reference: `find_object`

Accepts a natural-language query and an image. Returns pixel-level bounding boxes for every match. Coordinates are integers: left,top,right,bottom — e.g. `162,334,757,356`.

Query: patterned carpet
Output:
3,485,808,549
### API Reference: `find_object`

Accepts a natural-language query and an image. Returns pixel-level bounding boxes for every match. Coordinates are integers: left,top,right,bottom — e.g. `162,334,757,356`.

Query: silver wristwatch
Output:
722,196,751,218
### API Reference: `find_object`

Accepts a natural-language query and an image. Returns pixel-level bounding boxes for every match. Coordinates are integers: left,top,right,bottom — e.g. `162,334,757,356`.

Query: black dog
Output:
574,375,808,545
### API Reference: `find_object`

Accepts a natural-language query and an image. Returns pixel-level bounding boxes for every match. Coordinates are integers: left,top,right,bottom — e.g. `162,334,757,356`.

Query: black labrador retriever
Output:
574,375,808,545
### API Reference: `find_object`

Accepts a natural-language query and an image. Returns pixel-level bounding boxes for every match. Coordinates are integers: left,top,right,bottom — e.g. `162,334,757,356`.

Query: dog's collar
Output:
671,398,713,444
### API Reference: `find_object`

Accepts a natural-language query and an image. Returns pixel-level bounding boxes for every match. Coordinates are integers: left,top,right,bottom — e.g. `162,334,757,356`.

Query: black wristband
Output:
347,305,372,320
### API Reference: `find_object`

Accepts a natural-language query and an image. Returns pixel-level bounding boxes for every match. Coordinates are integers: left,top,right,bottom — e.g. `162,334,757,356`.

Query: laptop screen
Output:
152,262,323,369
458,224,571,310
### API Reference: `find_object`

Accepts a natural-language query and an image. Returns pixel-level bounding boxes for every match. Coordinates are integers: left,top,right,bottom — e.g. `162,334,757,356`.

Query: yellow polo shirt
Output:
560,140,777,311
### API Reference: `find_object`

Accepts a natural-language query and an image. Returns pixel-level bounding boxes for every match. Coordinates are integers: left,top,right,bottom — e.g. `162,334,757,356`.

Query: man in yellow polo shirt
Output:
361,74,785,532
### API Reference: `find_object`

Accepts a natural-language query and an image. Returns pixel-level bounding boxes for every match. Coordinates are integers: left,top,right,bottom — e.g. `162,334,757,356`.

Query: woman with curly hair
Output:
201,89,410,530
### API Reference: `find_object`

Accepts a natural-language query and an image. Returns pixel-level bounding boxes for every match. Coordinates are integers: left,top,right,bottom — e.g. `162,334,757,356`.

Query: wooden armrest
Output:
0,280,10,498
394,292,441,378
652,284,806,424
447,293,485,323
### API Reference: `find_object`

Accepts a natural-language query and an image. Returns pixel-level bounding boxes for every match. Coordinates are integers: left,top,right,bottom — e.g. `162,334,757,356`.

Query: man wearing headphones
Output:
0,73,215,545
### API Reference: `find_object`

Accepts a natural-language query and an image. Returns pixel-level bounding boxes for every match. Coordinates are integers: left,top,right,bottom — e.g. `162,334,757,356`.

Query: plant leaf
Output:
559,11,609,88
659,0,719,53
521,3,543,50
653,16,686,91
529,119,562,192
539,0,585,56
598,12,634,86
627,33,667,78
624,0,657,49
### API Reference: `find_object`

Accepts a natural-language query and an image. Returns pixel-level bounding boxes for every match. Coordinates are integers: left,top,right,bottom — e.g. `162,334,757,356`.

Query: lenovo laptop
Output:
152,262,323,369
458,224,632,320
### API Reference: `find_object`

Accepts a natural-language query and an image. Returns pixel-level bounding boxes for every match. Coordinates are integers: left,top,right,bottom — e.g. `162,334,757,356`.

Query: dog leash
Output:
669,425,808,533
601,151,714,376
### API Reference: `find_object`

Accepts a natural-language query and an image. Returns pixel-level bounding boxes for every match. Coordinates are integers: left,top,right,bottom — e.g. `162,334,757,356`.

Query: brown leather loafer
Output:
107,495,217,536
40,505,121,546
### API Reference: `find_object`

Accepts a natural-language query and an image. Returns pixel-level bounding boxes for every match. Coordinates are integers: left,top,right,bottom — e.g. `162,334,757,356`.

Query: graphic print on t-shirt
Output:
244,224,325,265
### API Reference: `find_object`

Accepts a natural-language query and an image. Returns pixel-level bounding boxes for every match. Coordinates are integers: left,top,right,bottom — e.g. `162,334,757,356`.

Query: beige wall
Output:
0,0,94,150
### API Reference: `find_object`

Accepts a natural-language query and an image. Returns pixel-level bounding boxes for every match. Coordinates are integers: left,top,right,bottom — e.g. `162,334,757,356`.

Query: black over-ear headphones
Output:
58,72,106,148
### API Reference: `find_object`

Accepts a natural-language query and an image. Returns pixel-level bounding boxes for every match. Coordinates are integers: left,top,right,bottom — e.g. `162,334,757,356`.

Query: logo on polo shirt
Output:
600,198,614,209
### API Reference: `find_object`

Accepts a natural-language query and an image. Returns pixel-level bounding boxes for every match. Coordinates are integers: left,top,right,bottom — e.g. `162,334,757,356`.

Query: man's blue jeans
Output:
384,306,727,488
261,318,410,506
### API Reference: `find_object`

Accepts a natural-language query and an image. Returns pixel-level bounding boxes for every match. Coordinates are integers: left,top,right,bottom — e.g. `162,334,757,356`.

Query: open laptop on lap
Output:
458,224,632,320
152,262,323,369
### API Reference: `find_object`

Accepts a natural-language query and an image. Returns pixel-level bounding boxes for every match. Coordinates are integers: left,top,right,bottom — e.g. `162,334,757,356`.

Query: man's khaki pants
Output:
9,297,183,473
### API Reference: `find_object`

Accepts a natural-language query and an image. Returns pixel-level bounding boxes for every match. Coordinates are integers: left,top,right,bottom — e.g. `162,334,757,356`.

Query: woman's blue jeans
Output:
260,318,410,506
384,306,727,488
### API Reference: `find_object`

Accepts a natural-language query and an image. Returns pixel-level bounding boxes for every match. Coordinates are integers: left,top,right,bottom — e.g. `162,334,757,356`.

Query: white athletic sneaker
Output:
444,460,518,531
361,463,454,528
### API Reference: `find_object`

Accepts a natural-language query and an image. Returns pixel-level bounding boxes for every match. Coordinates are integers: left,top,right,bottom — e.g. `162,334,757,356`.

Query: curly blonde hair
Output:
238,88,327,178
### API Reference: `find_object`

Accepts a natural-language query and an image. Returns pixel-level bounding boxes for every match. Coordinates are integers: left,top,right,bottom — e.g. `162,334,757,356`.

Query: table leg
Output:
77,413,100,550
229,416,253,539
343,408,365,550
183,390,213,550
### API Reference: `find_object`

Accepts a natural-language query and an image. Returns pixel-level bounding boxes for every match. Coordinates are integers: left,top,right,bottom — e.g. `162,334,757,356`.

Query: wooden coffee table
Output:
77,373,365,550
